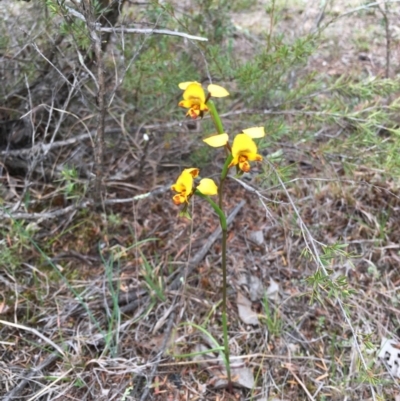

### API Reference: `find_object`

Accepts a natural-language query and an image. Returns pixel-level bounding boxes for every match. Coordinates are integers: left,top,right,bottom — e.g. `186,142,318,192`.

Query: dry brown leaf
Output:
213,363,255,389
0,302,10,315
266,278,279,300
249,229,264,245
237,272,264,301
236,292,259,326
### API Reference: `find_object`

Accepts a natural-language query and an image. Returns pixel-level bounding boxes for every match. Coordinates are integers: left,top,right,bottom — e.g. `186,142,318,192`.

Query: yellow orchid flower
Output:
197,178,218,196
202,127,265,172
178,81,229,119
171,168,199,205
229,133,263,172
178,82,208,119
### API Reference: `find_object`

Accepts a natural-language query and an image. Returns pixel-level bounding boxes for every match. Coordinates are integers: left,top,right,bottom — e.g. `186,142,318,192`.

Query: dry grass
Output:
1,1,400,400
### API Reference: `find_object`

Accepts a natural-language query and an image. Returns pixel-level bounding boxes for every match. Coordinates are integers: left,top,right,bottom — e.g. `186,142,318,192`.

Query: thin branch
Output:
285,364,316,401
321,0,400,31
377,0,391,78
99,27,208,42
82,0,107,206
3,352,61,401
0,320,65,356
0,186,171,221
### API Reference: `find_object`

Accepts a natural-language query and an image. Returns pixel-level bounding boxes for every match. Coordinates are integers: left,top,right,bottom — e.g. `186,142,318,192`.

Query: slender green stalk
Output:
207,99,225,134
207,99,233,209
218,154,233,209
195,192,231,383
221,226,230,382
199,98,232,385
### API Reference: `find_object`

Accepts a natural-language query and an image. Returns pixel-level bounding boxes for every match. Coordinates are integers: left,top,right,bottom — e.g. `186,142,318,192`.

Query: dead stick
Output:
3,353,60,401
83,0,107,205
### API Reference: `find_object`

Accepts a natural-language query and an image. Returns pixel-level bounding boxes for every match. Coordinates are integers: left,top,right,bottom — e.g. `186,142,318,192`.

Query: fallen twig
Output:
100,27,208,42
284,363,316,401
3,352,61,401
0,185,171,221
0,320,65,356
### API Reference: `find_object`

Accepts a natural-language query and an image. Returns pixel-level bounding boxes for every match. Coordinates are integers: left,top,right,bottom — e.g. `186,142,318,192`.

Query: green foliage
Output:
304,243,357,305
235,35,318,106
261,296,282,337
140,251,166,302
230,0,258,12
60,19,91,50
0,220,34,273
56,166,87,200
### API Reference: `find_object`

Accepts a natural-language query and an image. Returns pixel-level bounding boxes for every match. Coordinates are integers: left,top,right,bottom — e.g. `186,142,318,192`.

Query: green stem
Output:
207,99,225,135
196,192,226,230
221,225,231,382
202,95,232,384
207,98,232,208
195,191,231,383
218,154,233,209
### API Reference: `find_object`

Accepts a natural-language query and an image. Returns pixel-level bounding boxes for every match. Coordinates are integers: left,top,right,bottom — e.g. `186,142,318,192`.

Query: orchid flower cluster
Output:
172,80,265,213
170,80,265,385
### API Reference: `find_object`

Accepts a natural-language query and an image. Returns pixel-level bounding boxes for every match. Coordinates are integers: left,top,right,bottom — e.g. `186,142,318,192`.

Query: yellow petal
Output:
203,133,229,147
179,81,200,90
228,154,240,169
172,170,194,195
231,133,258,157
171,183,184,192
179,100,194,108
197,178,218,196
242,126,265,139
182,83,206,104
207,84,229,97
247,153,262,162
184,168,200,178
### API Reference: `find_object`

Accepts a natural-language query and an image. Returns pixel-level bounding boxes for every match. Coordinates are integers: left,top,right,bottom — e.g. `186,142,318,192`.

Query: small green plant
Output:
140,251,166,302
57,166,87,200
260,296,282,338
169,81,266,388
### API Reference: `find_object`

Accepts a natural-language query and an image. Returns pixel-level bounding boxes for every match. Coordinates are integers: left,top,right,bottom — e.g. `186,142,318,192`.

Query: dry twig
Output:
3,352,61,401
99,27,208,42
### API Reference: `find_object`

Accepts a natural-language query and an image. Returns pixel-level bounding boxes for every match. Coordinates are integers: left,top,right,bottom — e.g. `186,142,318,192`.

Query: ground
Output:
1,1,400,400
